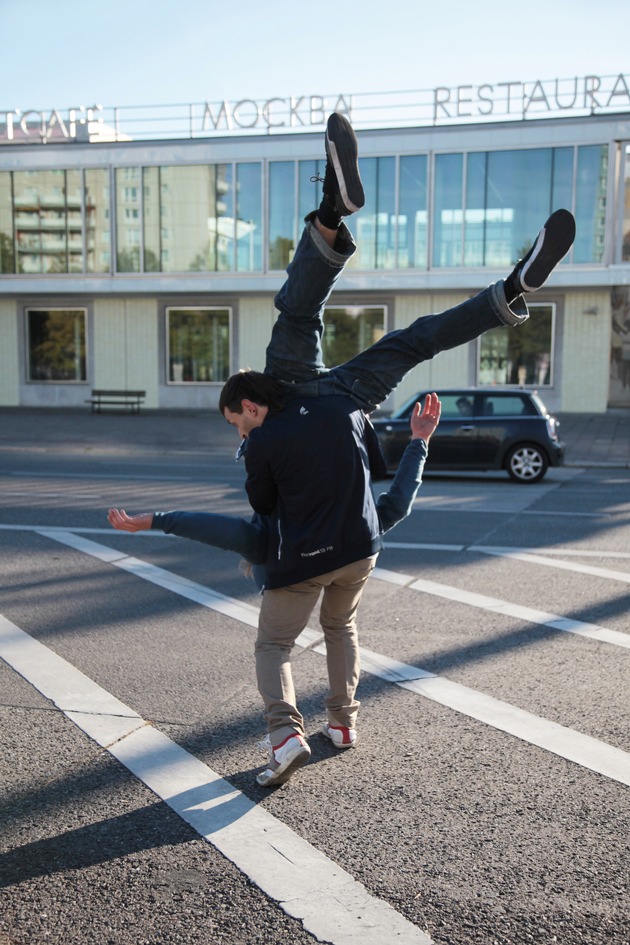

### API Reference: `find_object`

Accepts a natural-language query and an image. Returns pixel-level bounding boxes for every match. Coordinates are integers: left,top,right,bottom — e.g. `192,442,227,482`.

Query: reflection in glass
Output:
433,153,463,266
167,308,231,383
478,303,554,386
352,157,395,269
269,162,296,270
143,166,160,272
158,165,233,272
27,308,87,381
398,155,427,268
115,167,141,272
236,163,262,271
322,306,385,366
0,172,14,273
575,145,607,264
14,169,82,274
298,160,325,223
84,168,110,273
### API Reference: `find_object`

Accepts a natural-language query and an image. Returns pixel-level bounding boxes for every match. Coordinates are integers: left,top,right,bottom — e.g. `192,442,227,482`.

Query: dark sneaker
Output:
255,733,311,787
513,209,576,292
322,113,365,216
322,722,357,749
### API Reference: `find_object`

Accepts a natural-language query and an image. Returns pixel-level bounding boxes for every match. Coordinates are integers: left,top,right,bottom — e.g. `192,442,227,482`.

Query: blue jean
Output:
264,214,530,409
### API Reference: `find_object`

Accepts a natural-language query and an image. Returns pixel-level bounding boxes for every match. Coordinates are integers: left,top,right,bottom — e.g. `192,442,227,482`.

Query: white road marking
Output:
0,612,433,945
30,530,630,787
470,547,630,583
373,566,630,650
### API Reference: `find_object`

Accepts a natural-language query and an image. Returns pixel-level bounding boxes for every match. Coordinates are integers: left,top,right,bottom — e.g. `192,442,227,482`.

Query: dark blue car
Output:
373,388,565,484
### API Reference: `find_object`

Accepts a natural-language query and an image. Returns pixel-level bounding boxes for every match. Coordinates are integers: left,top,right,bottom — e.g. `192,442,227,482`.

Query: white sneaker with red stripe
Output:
255,732,311,787
322,722,357,749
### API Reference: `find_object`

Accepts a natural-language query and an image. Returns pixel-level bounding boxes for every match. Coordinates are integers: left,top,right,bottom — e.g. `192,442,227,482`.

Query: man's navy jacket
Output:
244,394,385,590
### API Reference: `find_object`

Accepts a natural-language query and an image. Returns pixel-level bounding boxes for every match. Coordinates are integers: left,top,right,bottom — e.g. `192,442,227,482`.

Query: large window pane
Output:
269,162,296,270
463,152,488,266
167,307,230,383
398,155,427,268
298,159,325,224
322,306,386,366
551,147,574,216
208,164,234,271
85,168,110,273
352,157,395,269
159,165,233,272
115,167,141,272
0,172,14,273
143,166,160,272
236,164,263,272
236,163,262,271
14,169,79,274
433,153,464,266
478,303,554,386
27,308,87,381
66,169,83,272
464,149,552,269
574,145,607,264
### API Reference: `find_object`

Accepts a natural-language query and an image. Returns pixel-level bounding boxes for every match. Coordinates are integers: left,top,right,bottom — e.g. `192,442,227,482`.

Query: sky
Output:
0,0,627,112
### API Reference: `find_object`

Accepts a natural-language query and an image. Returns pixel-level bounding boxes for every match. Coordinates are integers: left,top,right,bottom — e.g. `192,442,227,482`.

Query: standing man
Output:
220,113,576,787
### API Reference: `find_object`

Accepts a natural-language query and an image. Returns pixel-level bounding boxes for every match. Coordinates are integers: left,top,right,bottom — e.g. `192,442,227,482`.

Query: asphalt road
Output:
1,414,629,945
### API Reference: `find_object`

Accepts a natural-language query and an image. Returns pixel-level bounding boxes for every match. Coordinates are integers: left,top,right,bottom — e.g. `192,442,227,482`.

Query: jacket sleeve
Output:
151,510,268,564
375,438,428,534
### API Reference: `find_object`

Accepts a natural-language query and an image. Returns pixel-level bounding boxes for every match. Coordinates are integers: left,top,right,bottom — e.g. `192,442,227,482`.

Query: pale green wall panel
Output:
0,300,19,405
93,299,159,407
237,296,276,372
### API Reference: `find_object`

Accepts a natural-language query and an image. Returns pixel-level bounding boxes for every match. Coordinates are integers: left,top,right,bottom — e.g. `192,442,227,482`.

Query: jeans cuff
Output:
304,213,356,267
489,280,530,326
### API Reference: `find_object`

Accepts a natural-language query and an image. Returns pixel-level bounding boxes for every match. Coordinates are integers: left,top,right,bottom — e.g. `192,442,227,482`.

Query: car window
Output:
480,394,535,417
440,394,476,419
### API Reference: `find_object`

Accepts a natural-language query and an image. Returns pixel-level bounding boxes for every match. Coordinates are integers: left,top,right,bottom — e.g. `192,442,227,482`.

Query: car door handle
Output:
459,425,475,431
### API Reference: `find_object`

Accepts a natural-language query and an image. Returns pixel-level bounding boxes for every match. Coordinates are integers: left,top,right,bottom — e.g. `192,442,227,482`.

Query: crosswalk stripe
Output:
35,530,630,788
0,612,433,945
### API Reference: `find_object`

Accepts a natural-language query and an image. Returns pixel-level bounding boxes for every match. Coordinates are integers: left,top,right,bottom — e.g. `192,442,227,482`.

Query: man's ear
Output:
241,398,258,415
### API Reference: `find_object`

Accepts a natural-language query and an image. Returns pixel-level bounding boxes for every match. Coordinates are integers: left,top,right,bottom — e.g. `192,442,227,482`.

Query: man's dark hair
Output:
219,370,286,415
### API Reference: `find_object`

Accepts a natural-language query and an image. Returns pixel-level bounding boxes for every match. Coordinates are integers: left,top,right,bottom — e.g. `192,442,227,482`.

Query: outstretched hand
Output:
410,392,441,443
107,508,153,532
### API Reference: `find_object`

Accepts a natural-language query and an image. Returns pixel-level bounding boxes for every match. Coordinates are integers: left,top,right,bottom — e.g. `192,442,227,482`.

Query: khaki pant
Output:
256,555,378,746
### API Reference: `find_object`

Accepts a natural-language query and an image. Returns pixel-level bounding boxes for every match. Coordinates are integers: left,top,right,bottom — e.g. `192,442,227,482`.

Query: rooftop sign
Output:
1,73,629,145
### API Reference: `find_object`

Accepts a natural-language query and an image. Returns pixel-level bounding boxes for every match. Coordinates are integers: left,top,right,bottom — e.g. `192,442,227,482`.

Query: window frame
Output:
165,305,233,385
25,306,88,383
476,301,556,388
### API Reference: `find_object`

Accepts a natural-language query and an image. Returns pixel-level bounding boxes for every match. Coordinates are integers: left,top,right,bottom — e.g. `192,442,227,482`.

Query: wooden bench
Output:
86,389,146,414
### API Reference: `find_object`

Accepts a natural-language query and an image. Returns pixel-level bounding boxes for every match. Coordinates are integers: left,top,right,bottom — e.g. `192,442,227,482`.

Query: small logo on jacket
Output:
299,406,309,415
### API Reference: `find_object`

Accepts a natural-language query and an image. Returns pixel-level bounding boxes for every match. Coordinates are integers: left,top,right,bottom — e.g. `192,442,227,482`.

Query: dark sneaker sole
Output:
255,745,311,787
326,113,365,215
518,209,576,291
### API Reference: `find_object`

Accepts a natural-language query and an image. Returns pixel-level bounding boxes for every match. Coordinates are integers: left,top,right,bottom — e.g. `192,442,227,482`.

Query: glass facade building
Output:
1,110,629,411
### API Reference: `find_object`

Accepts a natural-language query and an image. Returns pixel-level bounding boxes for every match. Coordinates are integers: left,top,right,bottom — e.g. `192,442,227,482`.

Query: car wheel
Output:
506,444,549,483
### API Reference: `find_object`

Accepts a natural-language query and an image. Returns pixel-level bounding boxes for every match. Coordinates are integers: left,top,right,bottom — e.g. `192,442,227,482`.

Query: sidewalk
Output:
0,407,629,468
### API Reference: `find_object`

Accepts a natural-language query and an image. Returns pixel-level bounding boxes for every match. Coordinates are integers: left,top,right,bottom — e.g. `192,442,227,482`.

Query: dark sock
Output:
316,194,342,231
503,270,521,303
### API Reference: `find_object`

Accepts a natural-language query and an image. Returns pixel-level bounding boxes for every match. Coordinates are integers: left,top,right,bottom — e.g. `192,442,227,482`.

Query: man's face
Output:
223,400,268,440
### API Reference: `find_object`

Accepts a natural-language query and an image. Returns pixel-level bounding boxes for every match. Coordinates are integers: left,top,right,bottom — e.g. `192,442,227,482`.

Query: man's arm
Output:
375,393,441,533
108,507,268,563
